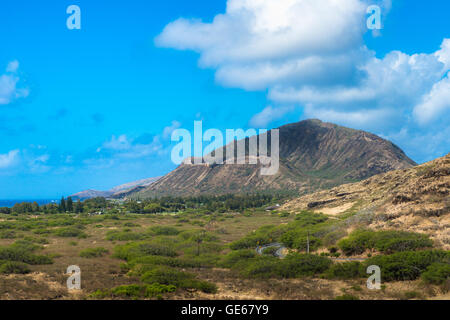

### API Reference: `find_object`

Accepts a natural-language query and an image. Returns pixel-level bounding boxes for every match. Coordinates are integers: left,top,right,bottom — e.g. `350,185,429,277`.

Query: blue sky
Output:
0,0,449,199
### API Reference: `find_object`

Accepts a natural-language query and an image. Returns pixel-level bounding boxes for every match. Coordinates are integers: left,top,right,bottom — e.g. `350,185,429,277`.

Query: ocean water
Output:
0,199,58,208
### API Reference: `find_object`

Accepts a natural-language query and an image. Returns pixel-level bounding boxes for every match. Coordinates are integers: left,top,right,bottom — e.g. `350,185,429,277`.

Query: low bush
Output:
114,242,178,261
106,230,148,241
141,267,217,293
234,256,279,279
335,294,359,300
229,225,277,250
0,230,16,239
364,250,449,281
79,247,109,258
277,253,332,278
220,249,257,268
149,226,180,236
53,227,87,238
0,241,53,265
421,262,450,285
338,230,433,255
324,262,364,279
0,261,31,274
94,283,177,299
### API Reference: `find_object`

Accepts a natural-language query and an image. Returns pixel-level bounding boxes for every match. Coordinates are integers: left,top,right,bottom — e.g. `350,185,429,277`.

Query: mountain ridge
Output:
128,119,416,199
71,176,161,200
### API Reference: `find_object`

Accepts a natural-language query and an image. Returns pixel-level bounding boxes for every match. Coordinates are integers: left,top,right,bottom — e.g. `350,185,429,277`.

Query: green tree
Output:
59,197,66,213
75,200,83,213
66,197,73,212
31,202,40,213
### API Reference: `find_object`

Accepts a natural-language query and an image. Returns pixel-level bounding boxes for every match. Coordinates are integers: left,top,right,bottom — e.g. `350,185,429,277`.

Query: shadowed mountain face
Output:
127,119,417,198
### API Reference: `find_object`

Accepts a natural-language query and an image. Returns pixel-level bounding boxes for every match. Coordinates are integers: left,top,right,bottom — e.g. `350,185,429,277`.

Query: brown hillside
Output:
282,153,450,249
131,119,416,198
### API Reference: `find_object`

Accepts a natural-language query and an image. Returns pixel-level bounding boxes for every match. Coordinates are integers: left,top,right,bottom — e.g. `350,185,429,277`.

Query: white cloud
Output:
94,121,181,164
0,150,19,169
436,38,450,70
6,60,19,73
97,134,161,159
413,74,450,125
249,105,293,127
156,0,449,162
303,106,398,131
156,0,369,90
99,134,131,151
0,60,29,105
162,121,181,139
271,48,447,110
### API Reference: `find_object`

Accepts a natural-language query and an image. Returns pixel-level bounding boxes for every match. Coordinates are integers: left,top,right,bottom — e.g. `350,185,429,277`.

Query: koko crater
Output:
121,119,416,198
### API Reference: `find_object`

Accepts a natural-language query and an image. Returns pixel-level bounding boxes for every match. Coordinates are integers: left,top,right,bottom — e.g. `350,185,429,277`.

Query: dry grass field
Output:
0,207,447,300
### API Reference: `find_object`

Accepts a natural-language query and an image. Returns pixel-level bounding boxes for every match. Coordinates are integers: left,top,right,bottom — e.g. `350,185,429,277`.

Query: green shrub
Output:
141,267,192,285
277,253,332,278
234,256,279,279
114,242,178,261
123,222,139,227
0,261,31,274
106,230,147,241
323,230,347,246
294,211,328,226
141,267,217,293
53,227,87,238
23,236,49,244
125,255,202,273
324,262,364,279
149,226,180,236
220,249,257,268
0,242,53,265
338,230,433,255
112,284,144,298
403,291,421,300
79,247,109,258
364,250,449,281
335,294,359,300
144,283,177,297
281,231,322,252
229,225,277,250
0,230,16,239
107,284,176,298
421,262,450,285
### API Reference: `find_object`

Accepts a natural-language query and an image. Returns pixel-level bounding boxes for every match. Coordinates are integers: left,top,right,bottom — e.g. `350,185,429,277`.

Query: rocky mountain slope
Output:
129,119,416,198
282,153,450,249
71,177,161,200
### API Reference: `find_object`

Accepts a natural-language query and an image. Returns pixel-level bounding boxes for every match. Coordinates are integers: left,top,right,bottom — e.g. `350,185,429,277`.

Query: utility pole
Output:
307,231,310,254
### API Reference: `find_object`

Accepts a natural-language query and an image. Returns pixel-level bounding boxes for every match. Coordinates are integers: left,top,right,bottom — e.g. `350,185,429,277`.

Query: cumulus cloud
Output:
436,38,450,70
99,134,131,152
0,60,29,105
6,60,19,73
0,150,19,169
95,121,182,162
413,74,450,125
97,134,162,159
249,105,294,127
156,0,369,90
156,0,449,162
162,121,182,139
